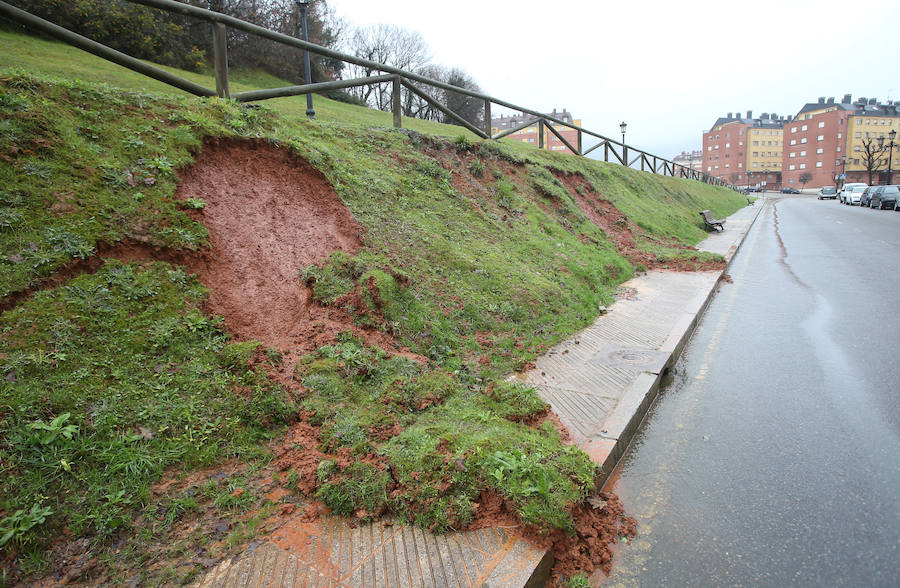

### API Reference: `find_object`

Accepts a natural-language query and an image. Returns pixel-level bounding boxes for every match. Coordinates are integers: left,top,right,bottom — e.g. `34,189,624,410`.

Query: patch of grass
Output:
565,572,592,588
637,238,725,265
299,338,591,531
0,262,293,548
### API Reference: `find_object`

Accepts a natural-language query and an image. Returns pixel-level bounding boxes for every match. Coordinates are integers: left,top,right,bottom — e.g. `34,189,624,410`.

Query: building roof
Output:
706,113,784,133
793,95,900,119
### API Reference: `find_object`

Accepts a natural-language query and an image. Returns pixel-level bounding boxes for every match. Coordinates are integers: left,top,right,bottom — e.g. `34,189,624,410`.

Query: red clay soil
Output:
557,173,726,272
175,138,363,352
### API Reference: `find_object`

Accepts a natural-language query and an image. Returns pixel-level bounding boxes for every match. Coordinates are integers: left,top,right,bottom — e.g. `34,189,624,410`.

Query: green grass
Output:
0,261,293,551
0,29,746,580
0,29,481,140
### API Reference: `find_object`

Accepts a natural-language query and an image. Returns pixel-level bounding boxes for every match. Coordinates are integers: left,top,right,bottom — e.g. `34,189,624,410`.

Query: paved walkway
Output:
514,201,762,482
192,202,762,588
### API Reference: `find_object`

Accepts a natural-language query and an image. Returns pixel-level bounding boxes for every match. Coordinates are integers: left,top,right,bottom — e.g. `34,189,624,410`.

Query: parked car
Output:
870,185,899,209
849,185,868,205
860,186,879,207
840,182,867,204
818,186,838,199
781,187,800,194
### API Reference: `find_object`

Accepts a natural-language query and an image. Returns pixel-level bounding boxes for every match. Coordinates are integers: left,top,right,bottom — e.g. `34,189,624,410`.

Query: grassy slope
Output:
0,29,746,582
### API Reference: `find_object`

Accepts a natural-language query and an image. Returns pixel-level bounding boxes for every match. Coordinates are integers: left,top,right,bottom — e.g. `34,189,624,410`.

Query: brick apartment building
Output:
783,95,900,188
702,112,785,188
490,108,582,154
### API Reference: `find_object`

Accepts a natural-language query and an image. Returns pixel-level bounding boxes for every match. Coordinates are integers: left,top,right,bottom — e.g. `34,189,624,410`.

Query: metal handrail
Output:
0,0,730,188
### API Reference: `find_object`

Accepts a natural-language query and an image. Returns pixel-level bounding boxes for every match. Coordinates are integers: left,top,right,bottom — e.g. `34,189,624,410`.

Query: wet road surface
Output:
603,196,900,587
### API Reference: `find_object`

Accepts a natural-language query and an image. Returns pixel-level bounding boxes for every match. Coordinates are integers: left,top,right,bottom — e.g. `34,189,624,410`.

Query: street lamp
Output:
620,121,627,145
876,129,896,185
839,155,846,189
296,0,315,119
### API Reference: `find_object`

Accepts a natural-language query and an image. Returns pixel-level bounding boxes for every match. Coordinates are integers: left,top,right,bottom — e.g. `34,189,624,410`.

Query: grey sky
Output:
327,0,900,159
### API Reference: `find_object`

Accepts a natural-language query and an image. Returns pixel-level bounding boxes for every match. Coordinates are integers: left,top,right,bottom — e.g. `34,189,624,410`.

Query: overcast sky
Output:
326,0,900,159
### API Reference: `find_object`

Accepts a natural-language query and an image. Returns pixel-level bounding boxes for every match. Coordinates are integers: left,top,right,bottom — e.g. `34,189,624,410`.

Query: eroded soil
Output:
7,139,645,586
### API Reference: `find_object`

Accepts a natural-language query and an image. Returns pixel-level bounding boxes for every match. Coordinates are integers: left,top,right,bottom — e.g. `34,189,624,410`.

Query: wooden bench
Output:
700,209,725,232
746,197,755,206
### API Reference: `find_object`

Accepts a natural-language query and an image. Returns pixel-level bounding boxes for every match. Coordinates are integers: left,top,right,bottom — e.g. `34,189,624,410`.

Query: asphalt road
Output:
602,195,900,587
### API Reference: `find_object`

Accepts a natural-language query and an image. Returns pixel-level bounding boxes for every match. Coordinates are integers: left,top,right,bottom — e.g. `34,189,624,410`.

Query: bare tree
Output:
859,138,888,185
799,172,813,188
343,24,430,110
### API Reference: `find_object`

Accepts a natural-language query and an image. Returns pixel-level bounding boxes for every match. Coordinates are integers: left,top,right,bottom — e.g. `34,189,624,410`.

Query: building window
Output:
707,146,712,151
753,151,758,156
791,127,797,133
799,163,806,169
725,143,730,148
789,164,796,170
801,138,807,144
754,130,759,135
715,145,719,149
725,164,730,168
816,148,823,154
855,132,862,138
857,118,862,124
707,166,712,171
818,121,825,128
753,141,759,146
790,139,797,145
789,152,796,158
801,124,808,131
837,133,842,139
816,161,823,167
817,135,824,141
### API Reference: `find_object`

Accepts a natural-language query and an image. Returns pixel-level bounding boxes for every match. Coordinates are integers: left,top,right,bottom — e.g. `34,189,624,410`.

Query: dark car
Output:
870,185,899,209
861,186,879,207
781,187,800,194
818,186,838,199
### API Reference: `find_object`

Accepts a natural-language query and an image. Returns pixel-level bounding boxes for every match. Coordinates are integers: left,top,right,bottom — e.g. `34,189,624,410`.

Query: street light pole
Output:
878,129,896,185
296,0,315,119
620,121,627,146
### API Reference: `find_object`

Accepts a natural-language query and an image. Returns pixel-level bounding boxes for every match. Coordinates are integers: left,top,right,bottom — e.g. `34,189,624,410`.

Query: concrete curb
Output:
594,201,765,489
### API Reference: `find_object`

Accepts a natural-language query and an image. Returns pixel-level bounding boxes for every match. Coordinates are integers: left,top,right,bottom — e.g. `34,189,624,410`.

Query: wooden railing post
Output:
538,120,545,149
484,99,492,138
577,130,583,156
392,75,402,128
212,22,229,98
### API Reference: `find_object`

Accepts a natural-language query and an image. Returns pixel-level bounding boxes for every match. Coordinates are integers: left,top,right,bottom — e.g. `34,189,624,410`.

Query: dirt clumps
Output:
544,493,637,585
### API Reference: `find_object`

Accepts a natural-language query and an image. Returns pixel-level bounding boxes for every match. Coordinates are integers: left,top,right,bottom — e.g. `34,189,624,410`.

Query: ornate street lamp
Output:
619,121,627,145
296,0,315,119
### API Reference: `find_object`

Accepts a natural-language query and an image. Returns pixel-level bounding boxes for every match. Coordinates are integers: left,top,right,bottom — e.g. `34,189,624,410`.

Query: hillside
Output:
0,30,746,586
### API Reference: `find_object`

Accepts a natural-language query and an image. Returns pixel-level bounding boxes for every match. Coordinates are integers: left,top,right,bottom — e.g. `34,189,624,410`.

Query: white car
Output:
840,182,867,204
846,185,868,205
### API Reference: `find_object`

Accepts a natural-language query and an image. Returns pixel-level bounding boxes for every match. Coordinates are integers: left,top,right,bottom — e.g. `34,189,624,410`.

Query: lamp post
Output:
296,0,315,119
839,155,846,190
620,121,627,145
877,129,896,185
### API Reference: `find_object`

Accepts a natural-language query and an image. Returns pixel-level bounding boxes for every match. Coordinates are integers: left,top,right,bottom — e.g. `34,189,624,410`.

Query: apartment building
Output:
490,108,582,154
673,150,703,172
782,95,900,187
702,111,785,187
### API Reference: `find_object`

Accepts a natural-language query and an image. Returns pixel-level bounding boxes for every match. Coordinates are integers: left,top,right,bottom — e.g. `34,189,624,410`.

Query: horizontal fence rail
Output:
0,0,731,189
